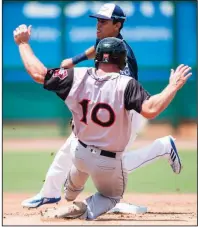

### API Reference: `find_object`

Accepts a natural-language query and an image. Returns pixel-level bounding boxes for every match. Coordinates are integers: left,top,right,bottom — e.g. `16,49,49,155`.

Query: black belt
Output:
78,140,116,159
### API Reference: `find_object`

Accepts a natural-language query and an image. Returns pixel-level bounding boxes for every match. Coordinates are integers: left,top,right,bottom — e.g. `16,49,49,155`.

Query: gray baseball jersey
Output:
44,67,150,152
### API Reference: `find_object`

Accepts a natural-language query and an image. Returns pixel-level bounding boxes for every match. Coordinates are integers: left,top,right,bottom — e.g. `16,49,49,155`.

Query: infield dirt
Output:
3,192,197,225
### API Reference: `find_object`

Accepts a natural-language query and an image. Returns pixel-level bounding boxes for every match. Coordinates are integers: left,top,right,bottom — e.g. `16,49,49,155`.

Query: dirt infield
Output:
3,192,197,225
3,137,197,152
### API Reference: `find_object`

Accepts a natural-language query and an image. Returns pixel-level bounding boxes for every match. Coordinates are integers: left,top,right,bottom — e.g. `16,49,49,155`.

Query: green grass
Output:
3,151,197,193
126,151,197,193
3,123,71,138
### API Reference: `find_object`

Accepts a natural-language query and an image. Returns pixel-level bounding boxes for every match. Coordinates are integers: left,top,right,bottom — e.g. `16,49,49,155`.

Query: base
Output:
108,203,147,214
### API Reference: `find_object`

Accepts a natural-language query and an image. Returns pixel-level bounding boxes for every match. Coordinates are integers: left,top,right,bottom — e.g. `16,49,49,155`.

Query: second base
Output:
108,202,147,214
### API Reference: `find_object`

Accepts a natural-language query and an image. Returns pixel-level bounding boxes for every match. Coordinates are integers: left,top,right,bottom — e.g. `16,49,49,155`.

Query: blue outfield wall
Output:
3,1,196,124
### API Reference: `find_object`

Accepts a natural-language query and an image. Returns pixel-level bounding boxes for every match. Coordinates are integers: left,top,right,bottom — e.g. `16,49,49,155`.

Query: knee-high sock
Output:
81,193,119,220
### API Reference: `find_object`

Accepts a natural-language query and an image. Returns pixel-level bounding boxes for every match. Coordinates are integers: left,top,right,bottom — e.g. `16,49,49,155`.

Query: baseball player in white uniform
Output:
17,3,186,210
14,24,192,220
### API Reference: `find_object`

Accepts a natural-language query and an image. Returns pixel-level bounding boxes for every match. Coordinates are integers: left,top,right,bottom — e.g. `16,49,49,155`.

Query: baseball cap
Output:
89,3,126,20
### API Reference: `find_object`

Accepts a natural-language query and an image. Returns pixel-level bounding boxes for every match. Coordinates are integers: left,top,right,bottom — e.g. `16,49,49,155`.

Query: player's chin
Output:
97,32,102,39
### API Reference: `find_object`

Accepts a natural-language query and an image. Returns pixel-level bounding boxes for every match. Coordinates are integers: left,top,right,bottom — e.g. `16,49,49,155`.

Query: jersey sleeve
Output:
124,79,151,113
43,68,74,100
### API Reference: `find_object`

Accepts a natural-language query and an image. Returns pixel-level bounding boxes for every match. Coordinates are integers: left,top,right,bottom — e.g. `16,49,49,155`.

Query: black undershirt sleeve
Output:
43,68,74,100
124,79,151,113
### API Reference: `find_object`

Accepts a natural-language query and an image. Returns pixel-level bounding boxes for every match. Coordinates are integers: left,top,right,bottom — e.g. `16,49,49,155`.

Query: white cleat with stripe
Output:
168,136,182,174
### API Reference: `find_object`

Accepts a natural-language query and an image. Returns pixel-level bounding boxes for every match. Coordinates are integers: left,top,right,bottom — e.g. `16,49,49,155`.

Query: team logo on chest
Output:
53,68,68,80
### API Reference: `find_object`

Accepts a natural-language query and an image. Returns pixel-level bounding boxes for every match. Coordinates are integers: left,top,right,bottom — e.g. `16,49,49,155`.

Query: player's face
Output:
96,19,119,39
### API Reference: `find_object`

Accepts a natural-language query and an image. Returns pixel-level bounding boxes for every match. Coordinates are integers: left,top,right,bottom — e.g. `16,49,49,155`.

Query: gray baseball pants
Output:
64,140,128,220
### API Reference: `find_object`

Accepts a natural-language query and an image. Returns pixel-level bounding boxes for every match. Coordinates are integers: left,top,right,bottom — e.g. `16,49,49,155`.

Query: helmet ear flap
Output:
111,52,126,70
95,52,102,69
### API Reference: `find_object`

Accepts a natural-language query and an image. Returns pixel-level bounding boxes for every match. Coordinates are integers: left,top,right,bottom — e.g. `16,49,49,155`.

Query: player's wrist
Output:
18,42,29,47
167,83,178,93
72,52,88,65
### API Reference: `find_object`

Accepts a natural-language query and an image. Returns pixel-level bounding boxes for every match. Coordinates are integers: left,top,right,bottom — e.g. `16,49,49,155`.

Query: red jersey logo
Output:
103,53,109,62
53,68,68,80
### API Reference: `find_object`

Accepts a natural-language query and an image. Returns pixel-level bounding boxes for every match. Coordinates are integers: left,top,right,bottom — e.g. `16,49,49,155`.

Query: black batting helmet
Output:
95,37,127,70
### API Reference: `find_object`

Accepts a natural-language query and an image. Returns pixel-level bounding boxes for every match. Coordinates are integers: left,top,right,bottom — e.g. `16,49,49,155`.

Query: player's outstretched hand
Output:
13,24,32,45
60,58,74,68
169,64,192,90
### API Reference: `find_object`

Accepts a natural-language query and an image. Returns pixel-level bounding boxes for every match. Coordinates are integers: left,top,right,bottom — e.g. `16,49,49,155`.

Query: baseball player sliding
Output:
13,23,191,219
17,3,185,210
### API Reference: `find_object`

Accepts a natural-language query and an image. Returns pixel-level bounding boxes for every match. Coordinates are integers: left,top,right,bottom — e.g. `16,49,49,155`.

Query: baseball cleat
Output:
21,194,61,208
40,201,87,220
168,136,182,174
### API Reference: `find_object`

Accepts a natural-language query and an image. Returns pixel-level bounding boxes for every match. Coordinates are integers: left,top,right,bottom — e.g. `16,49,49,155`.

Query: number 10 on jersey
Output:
79,99,115,127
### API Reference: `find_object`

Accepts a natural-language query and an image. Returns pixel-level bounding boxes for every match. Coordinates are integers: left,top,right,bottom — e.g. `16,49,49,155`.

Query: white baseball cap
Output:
89,3,126,20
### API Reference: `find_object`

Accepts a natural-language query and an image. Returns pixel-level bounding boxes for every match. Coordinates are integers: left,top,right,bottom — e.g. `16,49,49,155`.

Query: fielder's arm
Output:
13,24,47,84
85,46,96,59
60,46,96,68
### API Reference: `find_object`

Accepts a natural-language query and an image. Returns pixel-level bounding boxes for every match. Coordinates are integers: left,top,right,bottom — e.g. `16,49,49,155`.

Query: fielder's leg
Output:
124,111,181,174
21,132,76,208
40,132,76,198
125,110,148,151
123,136,181,174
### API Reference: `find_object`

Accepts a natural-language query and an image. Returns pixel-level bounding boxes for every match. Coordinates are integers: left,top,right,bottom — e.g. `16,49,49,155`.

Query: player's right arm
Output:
60,37,102,68
13,24,76,95
13,24,47,84
124,64,192,119
60,46,95,68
